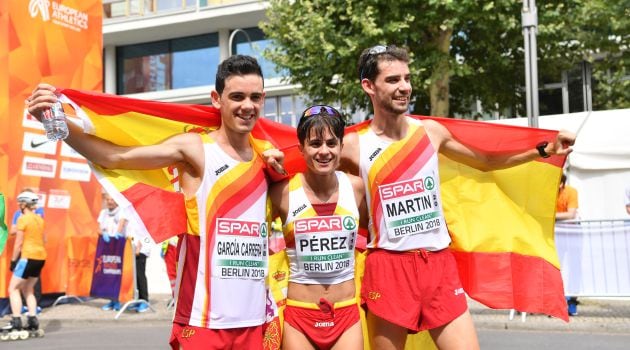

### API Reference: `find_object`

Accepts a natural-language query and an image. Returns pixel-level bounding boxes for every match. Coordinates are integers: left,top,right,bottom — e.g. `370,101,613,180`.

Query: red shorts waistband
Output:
368,247,448,256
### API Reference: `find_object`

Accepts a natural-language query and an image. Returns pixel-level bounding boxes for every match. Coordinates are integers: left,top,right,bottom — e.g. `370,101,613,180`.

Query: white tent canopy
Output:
491,108,630,220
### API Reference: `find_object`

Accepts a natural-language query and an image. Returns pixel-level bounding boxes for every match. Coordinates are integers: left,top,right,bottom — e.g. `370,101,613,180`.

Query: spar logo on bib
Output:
343,216,356,230
217,218,262,237
380,177,435,200
295,216,343,234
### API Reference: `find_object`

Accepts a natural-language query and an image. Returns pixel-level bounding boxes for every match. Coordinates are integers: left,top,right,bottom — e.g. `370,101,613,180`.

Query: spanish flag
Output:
59,89,567,321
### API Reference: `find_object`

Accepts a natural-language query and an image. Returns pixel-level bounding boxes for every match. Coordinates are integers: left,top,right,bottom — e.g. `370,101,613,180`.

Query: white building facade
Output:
103,0,319,127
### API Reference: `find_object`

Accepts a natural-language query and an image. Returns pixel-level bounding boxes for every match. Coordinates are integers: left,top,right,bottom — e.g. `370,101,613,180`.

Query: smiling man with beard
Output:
339,45,576,350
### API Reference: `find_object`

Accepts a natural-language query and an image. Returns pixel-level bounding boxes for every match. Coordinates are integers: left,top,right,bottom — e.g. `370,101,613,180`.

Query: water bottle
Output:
42,101,69,141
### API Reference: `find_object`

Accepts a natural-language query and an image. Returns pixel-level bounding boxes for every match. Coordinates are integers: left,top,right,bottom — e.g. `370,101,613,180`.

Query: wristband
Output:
536,141,550,158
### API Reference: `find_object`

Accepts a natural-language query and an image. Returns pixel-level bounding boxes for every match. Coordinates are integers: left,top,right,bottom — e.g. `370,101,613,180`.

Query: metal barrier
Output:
555,219,630,297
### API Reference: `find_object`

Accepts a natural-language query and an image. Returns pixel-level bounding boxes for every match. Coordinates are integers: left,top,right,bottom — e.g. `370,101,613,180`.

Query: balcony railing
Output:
103,0,252,19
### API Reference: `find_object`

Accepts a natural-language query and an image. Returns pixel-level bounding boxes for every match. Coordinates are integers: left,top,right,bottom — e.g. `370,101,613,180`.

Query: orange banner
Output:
119,239,134,303
1,0,103,297
65,235,97,297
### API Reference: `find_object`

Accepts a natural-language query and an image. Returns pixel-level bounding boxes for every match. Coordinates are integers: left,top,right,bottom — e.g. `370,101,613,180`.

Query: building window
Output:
264,95,307,127
104,0,196,19
230,27,285,80
538,86,563,116
116,33,219,94
155,0,196,12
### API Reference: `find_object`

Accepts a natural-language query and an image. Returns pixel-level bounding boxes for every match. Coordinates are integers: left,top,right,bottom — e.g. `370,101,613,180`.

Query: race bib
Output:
293,215,356,275
379,175,443,239
213,218,268,280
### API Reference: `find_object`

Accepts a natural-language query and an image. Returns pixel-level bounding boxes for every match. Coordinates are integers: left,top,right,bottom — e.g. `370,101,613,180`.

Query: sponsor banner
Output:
60,161,91,182
90,236,126,300
66,235,97,297
22,132,56,155
22,107,45,130
21,156,57,178
60,140,86,159
47,189,71,209
0,0,102,297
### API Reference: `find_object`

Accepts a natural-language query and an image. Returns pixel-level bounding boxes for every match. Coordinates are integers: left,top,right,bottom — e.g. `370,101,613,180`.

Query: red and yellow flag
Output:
59,89,567,321
419,117,567,321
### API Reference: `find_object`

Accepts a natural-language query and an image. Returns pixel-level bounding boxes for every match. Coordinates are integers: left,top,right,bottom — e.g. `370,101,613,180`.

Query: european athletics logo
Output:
29,0,51,22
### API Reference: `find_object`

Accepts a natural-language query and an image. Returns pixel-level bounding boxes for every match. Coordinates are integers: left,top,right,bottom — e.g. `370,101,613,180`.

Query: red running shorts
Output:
283,298,360,350
169,322,263,350
360,248,467,332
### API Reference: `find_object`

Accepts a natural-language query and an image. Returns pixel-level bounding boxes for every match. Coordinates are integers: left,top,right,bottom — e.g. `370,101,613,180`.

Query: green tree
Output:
261,0,628,117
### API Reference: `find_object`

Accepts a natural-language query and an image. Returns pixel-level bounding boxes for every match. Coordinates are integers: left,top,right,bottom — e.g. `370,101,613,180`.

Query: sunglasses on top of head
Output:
302,105,342,119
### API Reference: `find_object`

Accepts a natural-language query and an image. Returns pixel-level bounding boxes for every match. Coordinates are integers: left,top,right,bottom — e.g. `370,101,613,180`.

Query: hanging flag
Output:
432,117,567,321
0,194,7,255
59,89,567,321
60,88,297,244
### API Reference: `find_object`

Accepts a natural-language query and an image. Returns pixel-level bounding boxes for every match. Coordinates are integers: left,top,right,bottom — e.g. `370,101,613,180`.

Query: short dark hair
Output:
297,105,345,145
215,55,264,95
357,45,409,82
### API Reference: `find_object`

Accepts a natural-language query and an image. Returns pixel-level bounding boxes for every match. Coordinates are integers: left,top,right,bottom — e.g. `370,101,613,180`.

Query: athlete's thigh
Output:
331,320,363,350
428,310,479,350
282,322,316,350
366,310,408,350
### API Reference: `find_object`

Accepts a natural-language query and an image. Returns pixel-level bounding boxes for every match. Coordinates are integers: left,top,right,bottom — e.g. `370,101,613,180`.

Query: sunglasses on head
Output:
302,105,342,119
360,45,389,80
367,45,388,56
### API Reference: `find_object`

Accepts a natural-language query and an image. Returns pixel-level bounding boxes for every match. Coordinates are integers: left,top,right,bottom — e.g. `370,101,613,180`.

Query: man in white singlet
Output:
26,55,284,350
336,45,576,350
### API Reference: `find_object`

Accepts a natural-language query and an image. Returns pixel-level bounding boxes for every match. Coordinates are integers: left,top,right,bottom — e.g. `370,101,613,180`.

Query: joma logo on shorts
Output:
454,288,465,296
314,321,334,328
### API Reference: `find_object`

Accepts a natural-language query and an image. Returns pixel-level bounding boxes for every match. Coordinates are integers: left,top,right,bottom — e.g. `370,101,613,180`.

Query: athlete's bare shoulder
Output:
340,131,360,175
269,177,291,219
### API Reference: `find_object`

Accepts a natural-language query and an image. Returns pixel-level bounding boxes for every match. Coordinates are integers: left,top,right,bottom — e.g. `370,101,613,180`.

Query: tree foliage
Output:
261,0,628,117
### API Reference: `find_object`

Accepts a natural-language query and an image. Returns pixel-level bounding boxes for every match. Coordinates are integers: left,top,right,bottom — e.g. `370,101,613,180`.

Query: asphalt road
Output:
4,323,630,350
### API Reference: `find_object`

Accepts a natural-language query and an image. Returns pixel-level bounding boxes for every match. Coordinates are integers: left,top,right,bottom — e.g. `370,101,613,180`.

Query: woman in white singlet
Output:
268,105,368,350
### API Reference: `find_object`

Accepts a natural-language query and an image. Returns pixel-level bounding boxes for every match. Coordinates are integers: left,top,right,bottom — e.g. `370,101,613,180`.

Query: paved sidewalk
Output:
469,297,630,333
13,294,630,334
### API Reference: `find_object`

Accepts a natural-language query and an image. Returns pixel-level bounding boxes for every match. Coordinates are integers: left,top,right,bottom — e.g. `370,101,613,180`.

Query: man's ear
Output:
361,78,375,97
211,90,221,109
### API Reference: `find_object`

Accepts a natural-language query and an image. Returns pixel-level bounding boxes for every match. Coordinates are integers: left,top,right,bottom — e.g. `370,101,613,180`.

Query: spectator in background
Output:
128,221,151,313
10,188,44,233
556,174,580,316
9,188,44,315
2,191,46,335
556,174,578,221
97,193,127,311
